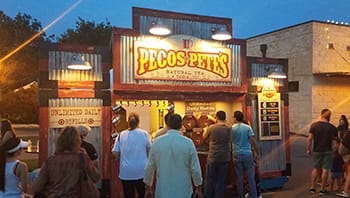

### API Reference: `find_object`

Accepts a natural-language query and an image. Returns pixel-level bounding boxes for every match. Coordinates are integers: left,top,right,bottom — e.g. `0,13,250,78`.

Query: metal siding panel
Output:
252,98,286,172
251,63,284,86
140,16,227,40
48,52,103,81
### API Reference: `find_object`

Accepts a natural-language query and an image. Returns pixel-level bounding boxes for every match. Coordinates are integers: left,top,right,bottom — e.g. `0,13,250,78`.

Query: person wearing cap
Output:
0,137,29,197
77,125,99,169
0,119,17,146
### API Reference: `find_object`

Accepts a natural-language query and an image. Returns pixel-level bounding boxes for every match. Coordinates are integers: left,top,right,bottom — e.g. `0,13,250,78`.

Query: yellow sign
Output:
49,106,102,128
134,35,232,82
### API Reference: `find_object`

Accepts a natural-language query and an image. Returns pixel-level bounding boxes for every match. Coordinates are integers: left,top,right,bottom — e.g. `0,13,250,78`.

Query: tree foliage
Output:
0,82,39,123
0,11,50,91
57,17,113,46
0,11,51,123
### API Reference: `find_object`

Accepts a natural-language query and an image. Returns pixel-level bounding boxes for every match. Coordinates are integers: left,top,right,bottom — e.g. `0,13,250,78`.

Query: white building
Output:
247,20,350,135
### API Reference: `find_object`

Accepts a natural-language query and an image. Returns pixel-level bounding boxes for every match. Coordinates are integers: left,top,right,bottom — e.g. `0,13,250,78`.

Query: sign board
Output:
134,35,232,82
185,102,216,115
49,106,102,128
258,85,282,140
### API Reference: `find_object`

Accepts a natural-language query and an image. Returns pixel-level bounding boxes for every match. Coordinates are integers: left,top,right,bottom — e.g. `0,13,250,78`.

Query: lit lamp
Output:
211,27,232,41
149,21,171,36
67,54,92,70
266,67,287,79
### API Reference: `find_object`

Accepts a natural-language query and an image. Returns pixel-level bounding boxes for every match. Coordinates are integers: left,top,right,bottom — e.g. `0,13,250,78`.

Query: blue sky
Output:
1,0,350,39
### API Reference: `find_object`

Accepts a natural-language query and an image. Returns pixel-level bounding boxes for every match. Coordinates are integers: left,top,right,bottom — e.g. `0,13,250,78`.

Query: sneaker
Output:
319,189,328,196
309,188,316,194
336,191,350,197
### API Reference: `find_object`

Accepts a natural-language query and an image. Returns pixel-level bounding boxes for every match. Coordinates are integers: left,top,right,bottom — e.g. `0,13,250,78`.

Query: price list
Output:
258,101,281,140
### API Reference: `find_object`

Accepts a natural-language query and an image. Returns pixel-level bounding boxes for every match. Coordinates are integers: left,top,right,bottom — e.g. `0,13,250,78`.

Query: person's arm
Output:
16,162,29,193
190,142,202,187
32,162,49,193
143,146,156,193
306,133,313,156
249,136,258,156
111,135,121,161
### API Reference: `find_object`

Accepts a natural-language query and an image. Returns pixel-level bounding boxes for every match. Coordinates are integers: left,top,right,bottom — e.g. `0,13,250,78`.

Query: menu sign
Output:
134,35,232,82
258,85,282,140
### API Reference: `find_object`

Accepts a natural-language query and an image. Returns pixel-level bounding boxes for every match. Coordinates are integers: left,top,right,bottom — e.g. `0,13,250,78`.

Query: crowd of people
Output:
0,109,261,198
112,110,260,198
4,107,350,197
307,109,350,197
0,119,100,198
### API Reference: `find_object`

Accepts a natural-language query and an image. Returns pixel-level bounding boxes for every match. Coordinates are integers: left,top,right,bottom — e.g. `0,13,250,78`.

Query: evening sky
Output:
1,0,350,39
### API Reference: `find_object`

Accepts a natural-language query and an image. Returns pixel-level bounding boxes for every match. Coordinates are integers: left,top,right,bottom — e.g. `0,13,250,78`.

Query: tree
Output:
0,11,50,91
0,82,39,123
57,17,113,46
0,12,51,123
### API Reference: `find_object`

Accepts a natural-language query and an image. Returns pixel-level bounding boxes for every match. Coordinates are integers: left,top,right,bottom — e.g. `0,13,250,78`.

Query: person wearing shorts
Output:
307,109,338,196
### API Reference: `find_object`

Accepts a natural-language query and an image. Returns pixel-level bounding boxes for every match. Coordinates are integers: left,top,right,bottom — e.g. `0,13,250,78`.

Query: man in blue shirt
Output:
143,113,203,198
232,111,258,198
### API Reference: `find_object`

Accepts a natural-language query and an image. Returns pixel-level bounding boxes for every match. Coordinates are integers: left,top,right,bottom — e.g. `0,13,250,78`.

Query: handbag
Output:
79,154,100,198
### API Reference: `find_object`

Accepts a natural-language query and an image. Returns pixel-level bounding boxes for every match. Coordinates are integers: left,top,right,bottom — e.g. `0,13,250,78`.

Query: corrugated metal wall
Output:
250,63,285,86
139,16,228,40
252,100,287,172
47,98,103,174
48,51,103,81
119,35,242,87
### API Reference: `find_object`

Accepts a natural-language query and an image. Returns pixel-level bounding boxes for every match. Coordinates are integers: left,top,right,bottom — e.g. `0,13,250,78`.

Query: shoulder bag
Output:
79,153,100,198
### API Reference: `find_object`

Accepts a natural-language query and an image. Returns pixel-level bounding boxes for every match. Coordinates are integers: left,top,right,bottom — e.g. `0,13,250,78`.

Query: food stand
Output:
38,7,291,198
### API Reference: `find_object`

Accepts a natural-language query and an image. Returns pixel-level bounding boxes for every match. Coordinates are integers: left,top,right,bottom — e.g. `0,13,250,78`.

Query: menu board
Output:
258,91,282,140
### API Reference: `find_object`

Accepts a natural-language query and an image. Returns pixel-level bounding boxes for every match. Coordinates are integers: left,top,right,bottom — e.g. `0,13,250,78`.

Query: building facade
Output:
247,21,350,135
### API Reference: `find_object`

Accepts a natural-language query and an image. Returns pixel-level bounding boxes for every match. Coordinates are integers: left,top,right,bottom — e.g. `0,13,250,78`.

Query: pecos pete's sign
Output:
134,35,232,82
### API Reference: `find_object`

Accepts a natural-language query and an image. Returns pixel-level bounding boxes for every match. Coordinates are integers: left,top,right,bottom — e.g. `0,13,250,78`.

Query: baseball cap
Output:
5,137,29,153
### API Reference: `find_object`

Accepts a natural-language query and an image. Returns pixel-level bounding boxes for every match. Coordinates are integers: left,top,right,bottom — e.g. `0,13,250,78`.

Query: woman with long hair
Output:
338,115,349,140
32,126,100,197
112,112,152,198
0,119,17,145
0,137,29,197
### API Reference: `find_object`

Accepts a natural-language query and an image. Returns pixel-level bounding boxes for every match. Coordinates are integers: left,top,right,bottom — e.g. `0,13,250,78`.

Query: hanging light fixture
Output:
67,54,92,70
268,70,287,79
211,27,232,41
266,67,287,79
149,21,171,36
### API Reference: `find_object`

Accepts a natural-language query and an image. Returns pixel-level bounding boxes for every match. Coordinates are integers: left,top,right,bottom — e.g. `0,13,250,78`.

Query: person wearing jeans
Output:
232,111,258,198
203,111,232,198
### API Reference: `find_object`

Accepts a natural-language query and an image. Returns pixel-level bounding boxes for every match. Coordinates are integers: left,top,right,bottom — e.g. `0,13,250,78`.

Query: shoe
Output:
319,189,328,196
309,188,316,194
336,191,350,197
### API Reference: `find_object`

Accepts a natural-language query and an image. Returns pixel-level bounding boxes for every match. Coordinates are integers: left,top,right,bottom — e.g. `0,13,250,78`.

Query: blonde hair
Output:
55,126,81,153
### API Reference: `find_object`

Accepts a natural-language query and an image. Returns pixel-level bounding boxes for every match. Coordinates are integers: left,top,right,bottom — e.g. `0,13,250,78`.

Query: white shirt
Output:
143,129,202,198
112,128,151,180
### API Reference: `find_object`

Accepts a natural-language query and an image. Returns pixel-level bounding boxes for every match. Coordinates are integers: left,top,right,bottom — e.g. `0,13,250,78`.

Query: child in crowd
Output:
330,137,344,193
